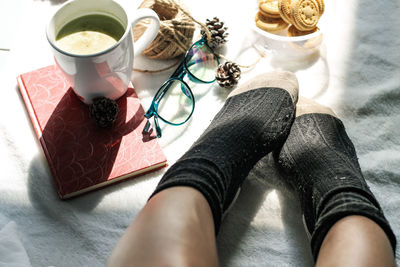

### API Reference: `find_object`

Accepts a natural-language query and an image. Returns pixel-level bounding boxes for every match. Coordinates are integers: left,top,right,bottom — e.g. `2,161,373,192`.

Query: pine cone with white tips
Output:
216,62,241,89
201,17,229,48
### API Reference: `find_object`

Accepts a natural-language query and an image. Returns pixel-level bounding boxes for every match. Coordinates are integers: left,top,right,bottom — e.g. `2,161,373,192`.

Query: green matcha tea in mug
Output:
55,14,125,55
47,0,160,104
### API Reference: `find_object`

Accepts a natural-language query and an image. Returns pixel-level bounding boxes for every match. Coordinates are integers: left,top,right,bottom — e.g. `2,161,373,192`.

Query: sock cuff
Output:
301,185,380,238
310,191,397,260
148,158,228,233
314,185,381,221
149,178,224,233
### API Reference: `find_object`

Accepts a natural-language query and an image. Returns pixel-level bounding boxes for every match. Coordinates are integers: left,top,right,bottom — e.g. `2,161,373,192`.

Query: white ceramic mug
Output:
46,0,160,104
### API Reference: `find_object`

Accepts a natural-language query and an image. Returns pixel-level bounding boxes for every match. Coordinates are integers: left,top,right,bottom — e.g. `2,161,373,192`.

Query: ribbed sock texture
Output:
150,87,296,233
274,113,397,259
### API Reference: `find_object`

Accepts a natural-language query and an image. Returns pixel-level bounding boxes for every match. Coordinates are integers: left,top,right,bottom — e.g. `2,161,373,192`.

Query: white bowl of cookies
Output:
253,0,326,59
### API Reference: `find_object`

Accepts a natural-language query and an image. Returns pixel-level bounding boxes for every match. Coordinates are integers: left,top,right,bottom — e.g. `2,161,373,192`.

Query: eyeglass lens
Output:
157,79,194,125
185,42,219,83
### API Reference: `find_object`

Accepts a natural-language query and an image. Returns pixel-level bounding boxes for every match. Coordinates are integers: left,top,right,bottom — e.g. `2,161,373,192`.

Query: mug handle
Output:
131,8,160,57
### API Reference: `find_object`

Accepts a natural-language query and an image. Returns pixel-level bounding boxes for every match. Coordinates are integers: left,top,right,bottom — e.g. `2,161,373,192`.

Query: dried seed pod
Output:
201,17,229,48
216,61,241,89
89,97,119,128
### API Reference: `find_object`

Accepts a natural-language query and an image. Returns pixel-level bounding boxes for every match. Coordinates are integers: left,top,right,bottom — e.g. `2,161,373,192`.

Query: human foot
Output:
150,71,299,232
274,97,396,259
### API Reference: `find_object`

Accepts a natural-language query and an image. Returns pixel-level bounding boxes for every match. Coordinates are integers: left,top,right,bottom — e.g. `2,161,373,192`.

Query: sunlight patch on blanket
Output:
251,190,284,230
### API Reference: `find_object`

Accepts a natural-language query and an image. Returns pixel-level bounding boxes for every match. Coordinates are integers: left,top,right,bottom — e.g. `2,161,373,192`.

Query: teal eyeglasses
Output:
143,39,220,138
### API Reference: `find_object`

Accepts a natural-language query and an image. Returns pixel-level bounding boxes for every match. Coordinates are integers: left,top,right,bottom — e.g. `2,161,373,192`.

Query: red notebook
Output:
17,65,167,199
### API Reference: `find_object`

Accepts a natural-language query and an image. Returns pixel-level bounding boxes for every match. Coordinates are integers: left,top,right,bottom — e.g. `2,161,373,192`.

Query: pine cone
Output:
89,97,119,128
201,17,229,48
216,62,241,89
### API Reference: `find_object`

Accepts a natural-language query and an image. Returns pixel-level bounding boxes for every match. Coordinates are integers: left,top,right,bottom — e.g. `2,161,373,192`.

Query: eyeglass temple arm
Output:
144,106,153,118
143,106,155,135
154,117,162,138
144,120,152,133
143,116,162,138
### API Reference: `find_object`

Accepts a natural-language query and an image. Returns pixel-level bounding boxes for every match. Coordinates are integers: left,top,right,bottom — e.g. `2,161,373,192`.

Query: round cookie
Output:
290,0,320,31
259,0,281,18
255,11,289,33
259,8,282,19
287,24,319,37
315,0,325,15
278,0,293,25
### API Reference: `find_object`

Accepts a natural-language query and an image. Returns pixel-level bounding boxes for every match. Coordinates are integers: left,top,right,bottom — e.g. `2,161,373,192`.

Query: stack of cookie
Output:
255,0,324,37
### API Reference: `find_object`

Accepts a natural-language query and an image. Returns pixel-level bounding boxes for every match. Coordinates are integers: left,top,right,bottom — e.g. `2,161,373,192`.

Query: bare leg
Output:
108,71,299,266
107,186,218,267
316,215,396,267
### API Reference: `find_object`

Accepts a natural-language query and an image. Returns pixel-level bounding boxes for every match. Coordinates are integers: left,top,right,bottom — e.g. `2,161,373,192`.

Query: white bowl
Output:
252,1,329,60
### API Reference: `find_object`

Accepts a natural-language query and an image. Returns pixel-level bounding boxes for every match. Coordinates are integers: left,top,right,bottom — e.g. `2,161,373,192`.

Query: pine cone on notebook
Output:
89,97,119,128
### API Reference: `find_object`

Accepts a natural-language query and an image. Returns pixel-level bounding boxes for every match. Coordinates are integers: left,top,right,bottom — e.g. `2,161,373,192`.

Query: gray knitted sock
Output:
150,71,299,233
274,111,396,259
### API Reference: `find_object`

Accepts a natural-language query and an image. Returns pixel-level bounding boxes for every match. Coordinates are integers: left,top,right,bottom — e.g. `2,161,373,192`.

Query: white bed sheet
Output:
0,0,399,266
